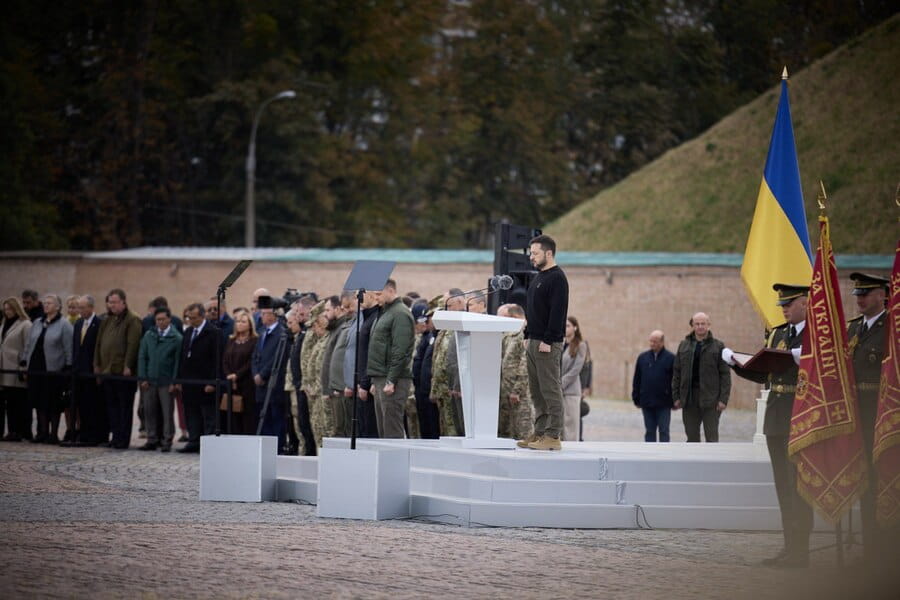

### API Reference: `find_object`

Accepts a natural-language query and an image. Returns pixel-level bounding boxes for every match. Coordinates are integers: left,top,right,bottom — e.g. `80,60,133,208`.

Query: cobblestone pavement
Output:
0,401,895,599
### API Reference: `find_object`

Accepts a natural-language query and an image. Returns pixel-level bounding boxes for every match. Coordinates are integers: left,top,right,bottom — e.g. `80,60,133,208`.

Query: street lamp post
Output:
245,90,296,248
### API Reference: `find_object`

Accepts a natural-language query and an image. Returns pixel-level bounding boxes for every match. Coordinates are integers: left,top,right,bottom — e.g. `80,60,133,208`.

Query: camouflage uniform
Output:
405,331,422,439
430,329,463,436
498,329,533,440
307,330,332,448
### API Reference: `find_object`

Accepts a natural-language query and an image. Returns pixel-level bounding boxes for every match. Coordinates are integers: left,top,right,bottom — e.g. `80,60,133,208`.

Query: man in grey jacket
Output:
366,279,415,438
671,312,730,442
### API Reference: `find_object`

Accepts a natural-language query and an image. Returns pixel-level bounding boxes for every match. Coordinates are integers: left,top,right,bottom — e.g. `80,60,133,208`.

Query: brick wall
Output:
0,255,867,409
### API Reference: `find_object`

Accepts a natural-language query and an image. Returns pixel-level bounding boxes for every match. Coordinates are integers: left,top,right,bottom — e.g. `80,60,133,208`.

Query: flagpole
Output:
816,180,849,568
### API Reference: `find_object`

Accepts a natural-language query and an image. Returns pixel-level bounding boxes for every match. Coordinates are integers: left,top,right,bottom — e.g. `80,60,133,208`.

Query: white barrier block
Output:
200,435,277,502
317,447,410,520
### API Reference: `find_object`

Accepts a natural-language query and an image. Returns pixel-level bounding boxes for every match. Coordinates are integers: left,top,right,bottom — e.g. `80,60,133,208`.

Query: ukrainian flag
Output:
740,69,813,329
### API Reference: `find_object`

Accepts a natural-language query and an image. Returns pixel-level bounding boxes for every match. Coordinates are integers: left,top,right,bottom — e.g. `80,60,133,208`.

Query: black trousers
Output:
766,434,813,554
356,396,379,438
295,390,316,456
1,387,29,438
182,385,215,447
682,400,720,442
415,391,440,439
103,379,136,448
74,375,104,443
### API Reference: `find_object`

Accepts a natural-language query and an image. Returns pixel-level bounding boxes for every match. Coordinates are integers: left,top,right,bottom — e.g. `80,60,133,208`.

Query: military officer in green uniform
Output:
847,272,889,561
724,283,813,568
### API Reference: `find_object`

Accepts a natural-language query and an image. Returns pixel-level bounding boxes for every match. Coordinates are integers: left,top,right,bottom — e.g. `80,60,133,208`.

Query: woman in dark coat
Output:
222,309,258,434
23,295,73,443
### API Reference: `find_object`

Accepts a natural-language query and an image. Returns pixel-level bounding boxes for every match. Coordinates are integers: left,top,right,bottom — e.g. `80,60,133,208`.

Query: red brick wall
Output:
0,256,866,409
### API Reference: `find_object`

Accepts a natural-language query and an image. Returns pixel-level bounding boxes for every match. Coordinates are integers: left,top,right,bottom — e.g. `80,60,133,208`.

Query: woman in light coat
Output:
23,295,73,443
560,316,587,442
1,298,33,441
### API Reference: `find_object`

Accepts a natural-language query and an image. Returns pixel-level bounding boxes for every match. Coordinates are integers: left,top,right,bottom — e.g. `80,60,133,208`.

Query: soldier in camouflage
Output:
430,288,465,436
497,304,533,440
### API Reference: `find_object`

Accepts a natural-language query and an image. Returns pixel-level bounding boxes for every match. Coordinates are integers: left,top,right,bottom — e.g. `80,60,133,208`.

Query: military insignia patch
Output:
848,335,858,354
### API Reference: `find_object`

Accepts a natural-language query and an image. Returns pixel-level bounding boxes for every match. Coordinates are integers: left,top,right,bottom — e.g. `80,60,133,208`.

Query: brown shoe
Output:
527,436,561,451
516,433,540,448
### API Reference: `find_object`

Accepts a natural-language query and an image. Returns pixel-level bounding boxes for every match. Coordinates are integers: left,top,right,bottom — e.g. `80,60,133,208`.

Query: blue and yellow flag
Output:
741,69,813,329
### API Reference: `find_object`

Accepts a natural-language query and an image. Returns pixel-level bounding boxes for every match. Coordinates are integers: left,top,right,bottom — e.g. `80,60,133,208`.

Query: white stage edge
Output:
273,438,855,530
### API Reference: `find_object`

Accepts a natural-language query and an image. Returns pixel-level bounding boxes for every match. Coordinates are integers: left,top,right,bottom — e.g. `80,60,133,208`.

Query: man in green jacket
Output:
367,279,415,438
93,288,143,449
137,307,182,451
671,312,731,442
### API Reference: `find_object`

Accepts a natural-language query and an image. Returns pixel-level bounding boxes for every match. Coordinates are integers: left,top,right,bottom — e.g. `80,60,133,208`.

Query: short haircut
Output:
401,296,413,307
327,295,341,308
406,291,421,299
530,234,556,255
448,287,464,297
384,279,397,291
22,289,39,301
340,290,356,302
186,302,205,317
299,295,317,308
506,304,525,318
80,295,95,308
107,288,127,302
149,296,168,309
154,306,172,318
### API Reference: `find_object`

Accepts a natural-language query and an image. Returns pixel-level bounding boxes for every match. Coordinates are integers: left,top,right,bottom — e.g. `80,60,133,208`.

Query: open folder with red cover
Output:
731,348,795,374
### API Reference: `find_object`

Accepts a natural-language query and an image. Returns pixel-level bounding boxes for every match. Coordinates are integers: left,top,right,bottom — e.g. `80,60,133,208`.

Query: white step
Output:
276,476,317,503
603,458,773,483
621,480,778,507
276,455,318,480
410,467,620,504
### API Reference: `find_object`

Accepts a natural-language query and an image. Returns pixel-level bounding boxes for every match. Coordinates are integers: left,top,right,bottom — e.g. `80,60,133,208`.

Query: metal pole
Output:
244,90,296,248
351,288,364,450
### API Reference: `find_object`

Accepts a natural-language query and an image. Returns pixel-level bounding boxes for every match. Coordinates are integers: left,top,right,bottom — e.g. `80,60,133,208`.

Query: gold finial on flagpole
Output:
817,180,827,211
782,66,789,80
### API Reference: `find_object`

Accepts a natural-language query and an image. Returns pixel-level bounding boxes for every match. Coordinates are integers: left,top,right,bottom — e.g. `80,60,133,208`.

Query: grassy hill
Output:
547,14,899,255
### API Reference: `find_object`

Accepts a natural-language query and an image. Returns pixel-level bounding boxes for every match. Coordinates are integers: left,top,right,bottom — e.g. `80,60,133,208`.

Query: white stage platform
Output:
274,438,854,530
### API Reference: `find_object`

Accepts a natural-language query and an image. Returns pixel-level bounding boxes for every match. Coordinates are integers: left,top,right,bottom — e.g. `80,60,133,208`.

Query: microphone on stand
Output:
443,275,515,311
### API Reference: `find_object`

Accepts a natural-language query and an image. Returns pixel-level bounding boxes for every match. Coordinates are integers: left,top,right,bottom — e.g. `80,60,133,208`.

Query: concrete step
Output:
410,467,621,504
276,455,318,480
276,476,317,503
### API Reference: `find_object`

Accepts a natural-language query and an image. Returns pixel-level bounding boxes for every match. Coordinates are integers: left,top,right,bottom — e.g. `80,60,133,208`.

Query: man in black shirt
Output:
519,234,569,451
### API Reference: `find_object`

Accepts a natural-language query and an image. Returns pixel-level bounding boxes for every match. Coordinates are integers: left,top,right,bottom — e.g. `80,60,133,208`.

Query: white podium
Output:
430,310,524,448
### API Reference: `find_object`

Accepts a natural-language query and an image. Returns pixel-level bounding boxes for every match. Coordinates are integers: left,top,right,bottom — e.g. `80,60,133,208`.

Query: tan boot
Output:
516,433,540,448
527,435,561,451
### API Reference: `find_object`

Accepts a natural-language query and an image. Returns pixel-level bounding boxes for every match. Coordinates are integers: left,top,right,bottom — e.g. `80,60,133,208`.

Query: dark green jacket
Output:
137,326,183,384
366,298,414,381
672,331,731,409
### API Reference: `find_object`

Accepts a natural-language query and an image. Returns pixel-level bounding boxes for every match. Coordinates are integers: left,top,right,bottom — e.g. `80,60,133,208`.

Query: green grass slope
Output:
547,15,899,254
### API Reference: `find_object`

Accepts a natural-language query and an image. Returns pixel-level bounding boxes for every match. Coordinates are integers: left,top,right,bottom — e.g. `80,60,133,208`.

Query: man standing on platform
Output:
632,330,674,442
846,272,889,562
367,279,415,438
724,284,813,568
672,312,730,442
519,234,568,451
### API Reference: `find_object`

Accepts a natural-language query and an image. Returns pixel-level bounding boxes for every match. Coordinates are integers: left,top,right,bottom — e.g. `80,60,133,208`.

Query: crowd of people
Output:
0,255,593,456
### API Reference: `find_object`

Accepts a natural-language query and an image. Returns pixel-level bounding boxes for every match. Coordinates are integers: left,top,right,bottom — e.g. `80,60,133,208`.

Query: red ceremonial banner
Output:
873,240,900,526
788,215,868,524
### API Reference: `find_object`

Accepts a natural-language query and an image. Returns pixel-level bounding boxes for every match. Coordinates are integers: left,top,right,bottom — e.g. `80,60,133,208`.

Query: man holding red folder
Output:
724,283,813,567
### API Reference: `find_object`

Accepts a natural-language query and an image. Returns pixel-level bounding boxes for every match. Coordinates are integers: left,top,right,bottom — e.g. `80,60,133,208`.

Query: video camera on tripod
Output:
257,289,318,312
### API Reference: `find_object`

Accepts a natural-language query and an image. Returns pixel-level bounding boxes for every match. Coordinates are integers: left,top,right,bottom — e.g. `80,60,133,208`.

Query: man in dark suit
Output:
632,330,675,442
252,306,288,450
725,283,813,568
177,303,223,453
67,295,104,446
846,272,889,563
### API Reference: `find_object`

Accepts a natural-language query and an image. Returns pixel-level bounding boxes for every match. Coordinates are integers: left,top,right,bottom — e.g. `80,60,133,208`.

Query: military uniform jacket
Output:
732,322,802,436
500,330,528,401
847,311,886,408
